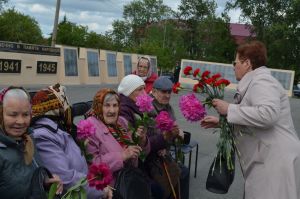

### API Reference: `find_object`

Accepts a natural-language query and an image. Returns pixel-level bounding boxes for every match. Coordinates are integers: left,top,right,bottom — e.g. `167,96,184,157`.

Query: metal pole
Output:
51,0,61,47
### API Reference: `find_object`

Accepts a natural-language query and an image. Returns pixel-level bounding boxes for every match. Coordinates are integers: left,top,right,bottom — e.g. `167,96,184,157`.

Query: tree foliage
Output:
176,0,236,62
0,8,43,44
226,0,300,82
122,0,173,45
56,16,88,47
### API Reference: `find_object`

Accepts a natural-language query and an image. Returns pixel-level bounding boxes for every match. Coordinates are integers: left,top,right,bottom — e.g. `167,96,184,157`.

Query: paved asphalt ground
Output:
2,84,300,199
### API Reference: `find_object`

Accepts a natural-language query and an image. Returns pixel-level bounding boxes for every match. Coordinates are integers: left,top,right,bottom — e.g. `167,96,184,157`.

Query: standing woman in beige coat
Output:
201,41,300,199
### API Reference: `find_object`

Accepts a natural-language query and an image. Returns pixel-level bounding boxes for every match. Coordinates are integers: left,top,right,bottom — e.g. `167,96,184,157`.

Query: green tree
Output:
122,0,173,43
194,16,236,63
177,0,236,62
178,0,217,21
226,0,300,83
134,21,188,72
85,31,114,50
107,20,133,50
0,8,43,44
55,16,88,47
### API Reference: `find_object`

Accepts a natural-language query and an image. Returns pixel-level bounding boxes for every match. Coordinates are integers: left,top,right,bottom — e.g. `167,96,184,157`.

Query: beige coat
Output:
227,67,300,199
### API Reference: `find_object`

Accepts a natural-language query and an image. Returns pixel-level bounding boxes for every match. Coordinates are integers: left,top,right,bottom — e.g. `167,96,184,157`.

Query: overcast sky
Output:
4,0,241,37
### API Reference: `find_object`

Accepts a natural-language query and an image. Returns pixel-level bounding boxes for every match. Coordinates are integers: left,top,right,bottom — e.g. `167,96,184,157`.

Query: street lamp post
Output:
51,0,61,47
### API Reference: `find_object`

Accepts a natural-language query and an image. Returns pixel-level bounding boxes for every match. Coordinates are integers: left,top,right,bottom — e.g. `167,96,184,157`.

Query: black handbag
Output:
28,167,60,199
206,151,235,194
113,166,151,199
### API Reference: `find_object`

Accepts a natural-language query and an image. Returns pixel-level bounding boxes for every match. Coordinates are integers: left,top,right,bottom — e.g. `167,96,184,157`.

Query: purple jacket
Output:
31,117,103,199
86,116,150,184
119,94,167,152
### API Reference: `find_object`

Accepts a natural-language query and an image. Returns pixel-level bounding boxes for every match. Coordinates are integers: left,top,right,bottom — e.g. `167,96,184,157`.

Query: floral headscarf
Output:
91,89,132,147
31,83,72,131
0,86,34,165
92,88,120,123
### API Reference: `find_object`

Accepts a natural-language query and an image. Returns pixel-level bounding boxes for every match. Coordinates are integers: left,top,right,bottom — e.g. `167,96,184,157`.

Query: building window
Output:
64,48,78,76
87,51,99,76
123,55,132,75
107,52,117,77
271,71,292,90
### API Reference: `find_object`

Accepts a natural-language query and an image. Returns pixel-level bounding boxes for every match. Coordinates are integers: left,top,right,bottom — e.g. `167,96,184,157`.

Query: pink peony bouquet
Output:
77,119,96,140
136,94,154,112
179,94,206,122
155,111,174,132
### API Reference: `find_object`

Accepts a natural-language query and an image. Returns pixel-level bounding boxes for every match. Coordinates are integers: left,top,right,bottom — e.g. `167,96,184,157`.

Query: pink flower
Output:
179,94,206,122
155,111,174,132
87,163,112,190
136,94,154,112
77,119,96,140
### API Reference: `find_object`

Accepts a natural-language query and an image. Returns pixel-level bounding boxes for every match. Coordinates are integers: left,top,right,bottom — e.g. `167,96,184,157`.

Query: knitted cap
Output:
153,76,173,91
118,74,145,96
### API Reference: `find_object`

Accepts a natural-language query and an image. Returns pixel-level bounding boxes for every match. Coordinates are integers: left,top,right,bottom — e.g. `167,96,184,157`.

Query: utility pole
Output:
51,0,61,47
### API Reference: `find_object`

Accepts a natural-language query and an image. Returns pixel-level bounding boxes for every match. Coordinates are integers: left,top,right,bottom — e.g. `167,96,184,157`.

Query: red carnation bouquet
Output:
173,66,235,171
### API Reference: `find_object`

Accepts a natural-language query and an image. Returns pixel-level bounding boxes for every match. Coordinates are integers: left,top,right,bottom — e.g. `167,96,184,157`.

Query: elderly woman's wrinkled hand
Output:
200,116,219,129
212,99,229,115
136,126,147,146
170,124,180,139
103,186,113,199
122,145,142,161
44,174,63,195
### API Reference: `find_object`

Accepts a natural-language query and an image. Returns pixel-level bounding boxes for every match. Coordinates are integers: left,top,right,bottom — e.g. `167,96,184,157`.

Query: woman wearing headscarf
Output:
133,56,158,93
201,41,300,199
0,86,63,199
85,88,150,183
30,84,112,199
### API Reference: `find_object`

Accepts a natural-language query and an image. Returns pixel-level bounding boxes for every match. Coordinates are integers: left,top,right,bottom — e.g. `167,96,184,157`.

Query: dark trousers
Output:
179,165,190,199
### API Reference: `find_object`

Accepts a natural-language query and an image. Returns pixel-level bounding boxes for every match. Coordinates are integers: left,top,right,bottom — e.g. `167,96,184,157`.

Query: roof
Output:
229,23,256,37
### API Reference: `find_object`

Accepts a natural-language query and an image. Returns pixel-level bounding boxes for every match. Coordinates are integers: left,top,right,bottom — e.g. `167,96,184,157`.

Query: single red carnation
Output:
201,70,211,80
193,83,203,92
172,82,181,94
212,73,221,80
204,78,214,85
193,68,200,77
183,66,193,76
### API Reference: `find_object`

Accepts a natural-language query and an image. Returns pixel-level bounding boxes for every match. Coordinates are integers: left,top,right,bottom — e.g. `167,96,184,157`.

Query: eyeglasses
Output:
232,59,246,67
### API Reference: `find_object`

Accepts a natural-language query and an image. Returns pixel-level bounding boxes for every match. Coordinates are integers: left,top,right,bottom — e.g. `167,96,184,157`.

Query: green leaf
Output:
48,182,58,199
80,189,87,199
71,191,79,199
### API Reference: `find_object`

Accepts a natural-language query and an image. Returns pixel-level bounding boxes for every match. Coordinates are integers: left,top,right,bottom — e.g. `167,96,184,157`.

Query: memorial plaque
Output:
0,59,21,73
37,61,57,74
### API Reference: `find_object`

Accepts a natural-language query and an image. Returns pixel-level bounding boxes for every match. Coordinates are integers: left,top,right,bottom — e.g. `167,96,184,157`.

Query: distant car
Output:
294,85,300,97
